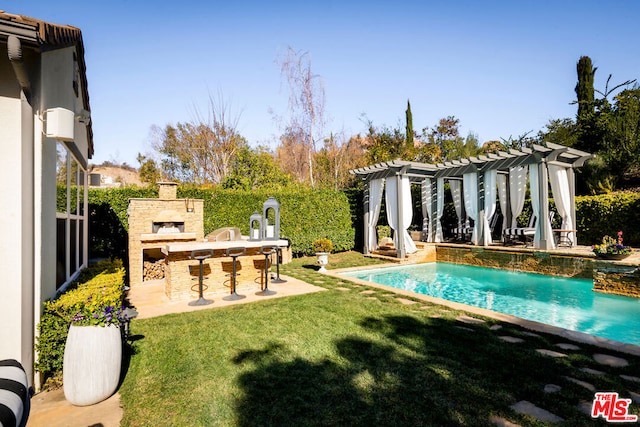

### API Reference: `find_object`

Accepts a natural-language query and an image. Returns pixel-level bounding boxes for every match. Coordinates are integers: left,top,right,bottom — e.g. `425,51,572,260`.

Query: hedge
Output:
87,186,640,264
575,192,640,246
88,186,354,257
35,259,126,386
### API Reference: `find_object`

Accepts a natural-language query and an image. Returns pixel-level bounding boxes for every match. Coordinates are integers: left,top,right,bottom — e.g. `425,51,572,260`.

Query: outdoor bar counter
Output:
161,238,290,300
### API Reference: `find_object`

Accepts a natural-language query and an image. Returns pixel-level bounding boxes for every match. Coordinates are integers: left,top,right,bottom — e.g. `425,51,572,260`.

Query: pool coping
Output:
327,262,640,357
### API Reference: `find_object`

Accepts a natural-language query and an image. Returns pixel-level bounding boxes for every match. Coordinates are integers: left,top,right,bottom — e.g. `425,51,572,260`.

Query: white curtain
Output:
449,180,463,227
529,164,555,249
509,166,527,228
497,173,508,234
436,177,445,242
385,176,417,254
548,164,574,244
421,179,433,242
463,173,478,245
482,169,497,246
367,178,384,252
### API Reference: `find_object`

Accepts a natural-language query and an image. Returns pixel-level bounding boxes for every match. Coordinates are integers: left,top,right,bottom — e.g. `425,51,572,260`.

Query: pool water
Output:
341,262,640,345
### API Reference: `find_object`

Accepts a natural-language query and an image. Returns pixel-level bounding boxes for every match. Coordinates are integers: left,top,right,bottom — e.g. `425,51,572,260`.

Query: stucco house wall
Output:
0,12,93,387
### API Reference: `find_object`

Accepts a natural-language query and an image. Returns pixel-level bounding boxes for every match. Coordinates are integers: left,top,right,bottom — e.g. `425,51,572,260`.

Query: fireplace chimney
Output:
158,182,177,200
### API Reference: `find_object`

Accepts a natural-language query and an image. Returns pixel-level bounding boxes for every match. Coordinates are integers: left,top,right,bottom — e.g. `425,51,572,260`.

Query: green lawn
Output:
120,252,640,426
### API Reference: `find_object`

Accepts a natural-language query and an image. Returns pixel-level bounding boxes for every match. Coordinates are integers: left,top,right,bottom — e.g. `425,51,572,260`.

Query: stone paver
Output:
498,336,524,344
593,353,629,367
28,388,122,427
556,343,580,351
544,384,562,393
630,391,640,404
536,349,567,358
360,290,376,295
455,326,474,332
510,400,564,423
581,367,605,376
456,315,485,324
564,376,595,391
620,374,640,382
335,287,350,291
490,325,503,331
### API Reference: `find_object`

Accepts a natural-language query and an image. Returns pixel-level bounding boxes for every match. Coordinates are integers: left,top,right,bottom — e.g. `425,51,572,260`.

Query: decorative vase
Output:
595,253,630,260
63,324,122,406
316,252,329,273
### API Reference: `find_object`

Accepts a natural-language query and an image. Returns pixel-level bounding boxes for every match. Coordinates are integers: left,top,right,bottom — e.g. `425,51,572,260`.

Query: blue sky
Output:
5,1,640,166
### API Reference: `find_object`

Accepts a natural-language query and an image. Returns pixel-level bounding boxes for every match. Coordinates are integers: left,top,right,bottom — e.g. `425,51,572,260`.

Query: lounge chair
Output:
451,219,473,242
503,212,555,246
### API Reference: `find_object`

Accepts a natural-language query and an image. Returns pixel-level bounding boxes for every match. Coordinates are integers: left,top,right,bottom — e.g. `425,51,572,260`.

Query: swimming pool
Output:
341,262,640,345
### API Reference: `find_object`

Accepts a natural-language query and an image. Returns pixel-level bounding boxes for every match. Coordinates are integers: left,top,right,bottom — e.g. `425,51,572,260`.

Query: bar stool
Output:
256,245,277,296
271,238,290,284
188,249,214,306
224,247,246,301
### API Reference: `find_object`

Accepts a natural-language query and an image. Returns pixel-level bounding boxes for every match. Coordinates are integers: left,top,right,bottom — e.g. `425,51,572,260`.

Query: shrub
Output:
312,238,333,253
36,259,126,387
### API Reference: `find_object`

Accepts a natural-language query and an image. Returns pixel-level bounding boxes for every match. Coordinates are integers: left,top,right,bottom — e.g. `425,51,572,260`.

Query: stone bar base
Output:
164,248,272,300
161,241,291,301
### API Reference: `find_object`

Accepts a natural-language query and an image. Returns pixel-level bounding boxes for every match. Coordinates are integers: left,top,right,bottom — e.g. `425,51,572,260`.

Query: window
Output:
56,142,88,288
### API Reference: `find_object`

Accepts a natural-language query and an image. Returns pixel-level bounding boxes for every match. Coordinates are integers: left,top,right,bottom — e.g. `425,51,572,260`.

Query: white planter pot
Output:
63,324,122,406
316,252,329,273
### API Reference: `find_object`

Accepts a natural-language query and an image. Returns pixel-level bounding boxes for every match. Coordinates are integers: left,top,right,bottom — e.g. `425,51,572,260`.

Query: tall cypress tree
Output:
575,56,596,122
575,56,597,152
405,100,414,148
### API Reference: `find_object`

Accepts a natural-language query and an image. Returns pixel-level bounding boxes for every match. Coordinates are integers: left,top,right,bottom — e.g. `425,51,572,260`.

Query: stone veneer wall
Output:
163,246,292,301
436,245,593,279
128,198,204,288
433,244,640,298
592,261,640,297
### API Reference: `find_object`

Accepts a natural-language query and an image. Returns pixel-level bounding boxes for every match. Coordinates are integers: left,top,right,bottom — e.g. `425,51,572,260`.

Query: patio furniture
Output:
503,212,555,246
271,238,290,284
451,219,473,242
223,247,246,301
256,246,277,296
188,249,214,306
0,359,30,427
553,229,577,248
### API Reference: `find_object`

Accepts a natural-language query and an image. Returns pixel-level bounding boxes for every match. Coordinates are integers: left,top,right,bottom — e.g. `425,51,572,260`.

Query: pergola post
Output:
538,162,551,250
363,179,370,255
396,173,406,259
431,179,439,242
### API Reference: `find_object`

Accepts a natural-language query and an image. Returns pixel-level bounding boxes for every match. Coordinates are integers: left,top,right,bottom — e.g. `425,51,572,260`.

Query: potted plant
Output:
63,303,130,406
312,238,333,273
592,231,633,260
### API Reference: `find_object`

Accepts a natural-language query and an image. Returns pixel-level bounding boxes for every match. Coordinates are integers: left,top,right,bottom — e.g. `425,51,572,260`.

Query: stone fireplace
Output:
127,182,204,288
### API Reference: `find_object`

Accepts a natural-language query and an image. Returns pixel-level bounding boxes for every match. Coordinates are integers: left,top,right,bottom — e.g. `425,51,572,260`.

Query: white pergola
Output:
350,142,593,259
